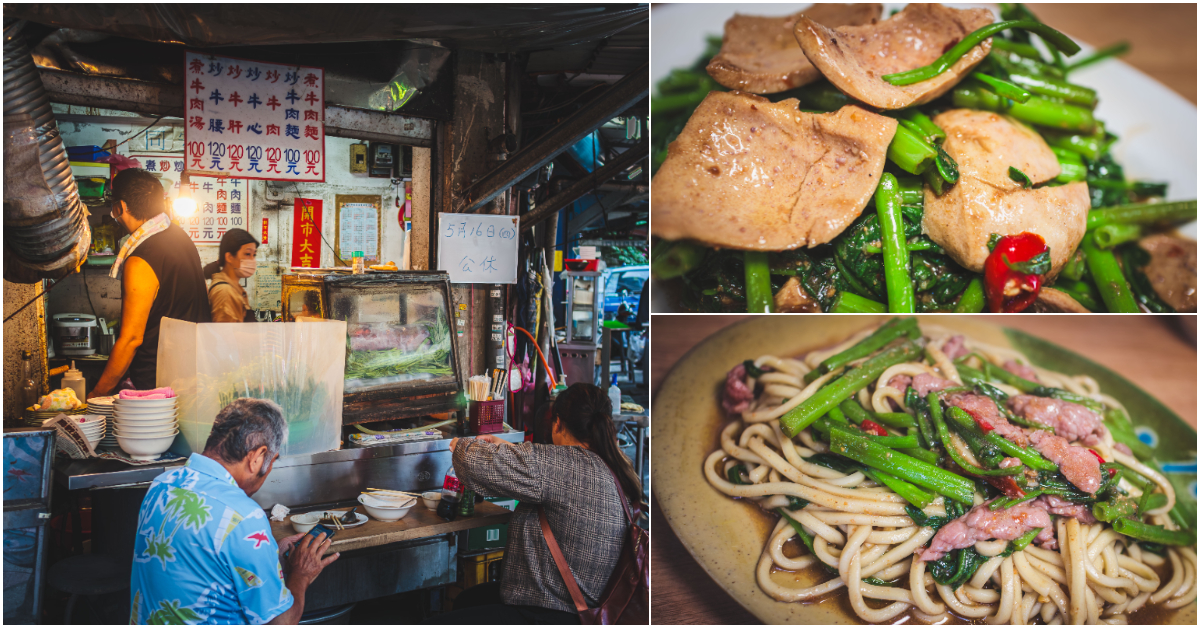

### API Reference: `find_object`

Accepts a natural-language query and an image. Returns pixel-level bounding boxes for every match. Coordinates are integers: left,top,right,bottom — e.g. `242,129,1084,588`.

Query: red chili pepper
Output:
960,408,994,434
983,232,1050,313
1088,449,1106,464
862,419,888,437
983,475,1026,498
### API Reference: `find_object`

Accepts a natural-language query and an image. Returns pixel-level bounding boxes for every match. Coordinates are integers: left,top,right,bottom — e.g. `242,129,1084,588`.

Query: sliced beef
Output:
1002,360,1041,384
918,500,1054,561
773,276,823,312
887,374,913,391
1114,442,1132,456
651,92,898,250
794,4,994,110
707,3,883,94
913,373,957,397
1028,430,1102,494
1033,525,1058,550
921,110,1090,275
1034,287,1091,313
1137,234,1197,312
1033,494,1097,525
1008,395,1105,446
941,334,968,360
946,392,1027,447
723,363,754,414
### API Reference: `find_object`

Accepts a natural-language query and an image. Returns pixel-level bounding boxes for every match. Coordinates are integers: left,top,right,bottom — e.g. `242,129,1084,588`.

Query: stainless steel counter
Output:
54,429,525,510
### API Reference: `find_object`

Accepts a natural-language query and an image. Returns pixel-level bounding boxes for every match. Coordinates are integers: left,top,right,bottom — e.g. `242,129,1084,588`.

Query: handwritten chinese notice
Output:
337,202,379,263
291,198,322,267
183,52,325,182
437,213,519,284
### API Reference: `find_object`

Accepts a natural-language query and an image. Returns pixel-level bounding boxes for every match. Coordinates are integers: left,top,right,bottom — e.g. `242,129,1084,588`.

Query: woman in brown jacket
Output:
203,229,259,323
432,383,642,624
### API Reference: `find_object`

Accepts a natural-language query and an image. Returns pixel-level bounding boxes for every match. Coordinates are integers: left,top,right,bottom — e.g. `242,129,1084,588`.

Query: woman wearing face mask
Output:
203,229,260,323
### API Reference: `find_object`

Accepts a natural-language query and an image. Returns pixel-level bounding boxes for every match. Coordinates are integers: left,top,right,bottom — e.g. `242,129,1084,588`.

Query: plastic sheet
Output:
7,5,648,52
157,318,347,458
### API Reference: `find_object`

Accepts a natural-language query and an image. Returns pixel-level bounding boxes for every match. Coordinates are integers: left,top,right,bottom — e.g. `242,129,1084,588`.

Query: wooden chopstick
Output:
365,488,422,498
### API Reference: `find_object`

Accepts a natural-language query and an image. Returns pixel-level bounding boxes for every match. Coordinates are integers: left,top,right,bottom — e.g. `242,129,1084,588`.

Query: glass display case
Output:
281,271,465,423
563,270,604,343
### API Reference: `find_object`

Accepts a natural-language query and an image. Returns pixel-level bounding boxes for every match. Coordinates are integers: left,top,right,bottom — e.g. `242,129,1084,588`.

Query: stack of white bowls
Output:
112,396,179,460
88,396,118,449
70,415,107,448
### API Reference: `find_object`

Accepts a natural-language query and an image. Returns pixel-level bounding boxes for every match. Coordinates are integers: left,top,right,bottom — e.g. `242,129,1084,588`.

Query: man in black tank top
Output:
88,169,210,397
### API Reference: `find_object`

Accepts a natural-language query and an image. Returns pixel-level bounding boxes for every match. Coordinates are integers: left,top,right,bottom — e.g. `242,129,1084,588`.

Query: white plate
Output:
312,511,368,529
649,3,1198,312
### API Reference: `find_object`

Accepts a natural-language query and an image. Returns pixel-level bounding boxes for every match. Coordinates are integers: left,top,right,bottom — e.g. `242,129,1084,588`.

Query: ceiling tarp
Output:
3,3,648,52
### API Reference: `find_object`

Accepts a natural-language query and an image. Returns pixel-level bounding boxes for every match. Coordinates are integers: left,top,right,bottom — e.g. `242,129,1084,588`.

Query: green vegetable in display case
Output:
344,308,453,382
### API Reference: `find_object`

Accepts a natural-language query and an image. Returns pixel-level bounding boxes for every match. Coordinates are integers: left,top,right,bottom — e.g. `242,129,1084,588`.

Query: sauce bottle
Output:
436,465,462,521
63,361,86,403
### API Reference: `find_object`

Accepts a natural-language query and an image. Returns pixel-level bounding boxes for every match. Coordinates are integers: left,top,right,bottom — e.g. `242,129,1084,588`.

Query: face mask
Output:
235,258,257,278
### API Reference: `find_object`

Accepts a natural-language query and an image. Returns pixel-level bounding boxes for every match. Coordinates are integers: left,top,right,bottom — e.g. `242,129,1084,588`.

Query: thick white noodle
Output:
705,328,1195,624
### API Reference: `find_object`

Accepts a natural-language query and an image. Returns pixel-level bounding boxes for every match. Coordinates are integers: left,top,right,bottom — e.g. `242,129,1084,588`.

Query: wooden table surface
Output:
650,315,1197,624
270,501,512,554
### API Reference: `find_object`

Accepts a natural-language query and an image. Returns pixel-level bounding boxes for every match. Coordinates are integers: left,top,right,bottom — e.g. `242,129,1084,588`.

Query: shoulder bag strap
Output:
601,463,637,526
538,506,590,614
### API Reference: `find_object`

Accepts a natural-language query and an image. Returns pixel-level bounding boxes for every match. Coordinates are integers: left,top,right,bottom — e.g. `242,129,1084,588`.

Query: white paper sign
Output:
183,52,325,182
129,154,249,245
338,203,379,263
437,213,519,284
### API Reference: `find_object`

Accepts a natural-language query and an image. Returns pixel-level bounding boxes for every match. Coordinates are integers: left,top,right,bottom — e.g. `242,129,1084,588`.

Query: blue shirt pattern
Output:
130,454,293,624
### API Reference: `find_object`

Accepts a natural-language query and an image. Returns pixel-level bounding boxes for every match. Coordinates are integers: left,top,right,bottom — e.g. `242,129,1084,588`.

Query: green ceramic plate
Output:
653,316,1197,624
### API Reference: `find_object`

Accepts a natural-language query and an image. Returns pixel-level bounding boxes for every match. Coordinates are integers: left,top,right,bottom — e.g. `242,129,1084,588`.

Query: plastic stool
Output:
46,554,131,624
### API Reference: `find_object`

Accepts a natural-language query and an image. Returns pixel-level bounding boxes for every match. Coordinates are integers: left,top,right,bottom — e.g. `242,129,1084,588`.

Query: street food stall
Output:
3,4,648,623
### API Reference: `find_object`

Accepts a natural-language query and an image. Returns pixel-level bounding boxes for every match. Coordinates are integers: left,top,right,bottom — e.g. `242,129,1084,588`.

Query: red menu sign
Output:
291,198,322,267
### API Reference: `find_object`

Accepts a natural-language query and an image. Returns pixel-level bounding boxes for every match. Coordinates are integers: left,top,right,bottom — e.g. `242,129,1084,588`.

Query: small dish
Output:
290,512,320,534
421,491,442,510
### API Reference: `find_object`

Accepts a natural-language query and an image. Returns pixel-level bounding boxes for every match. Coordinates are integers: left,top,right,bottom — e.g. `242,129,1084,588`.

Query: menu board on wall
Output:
130,154,249,246
183,51,325,182
334,195,381,264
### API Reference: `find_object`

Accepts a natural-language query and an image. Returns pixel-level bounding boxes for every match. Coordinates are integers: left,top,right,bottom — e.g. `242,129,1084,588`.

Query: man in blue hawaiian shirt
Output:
130,399,339,624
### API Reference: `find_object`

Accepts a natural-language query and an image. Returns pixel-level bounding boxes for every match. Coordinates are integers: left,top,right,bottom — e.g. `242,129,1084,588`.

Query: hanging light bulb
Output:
174,172,196,216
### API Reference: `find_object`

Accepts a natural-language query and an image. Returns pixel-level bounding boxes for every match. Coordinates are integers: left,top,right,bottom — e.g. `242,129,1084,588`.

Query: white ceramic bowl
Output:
113,417,178,427
115,427,179,439
114,397,177,409
116,432,177,460
113,414,177,425
113,404,177,416
421,491,442,510
113,423,177,434
290,512,320,534
357,494,414,522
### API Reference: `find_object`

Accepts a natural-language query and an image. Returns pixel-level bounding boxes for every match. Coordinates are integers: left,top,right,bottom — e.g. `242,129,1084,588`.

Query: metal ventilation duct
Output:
3,20,90,282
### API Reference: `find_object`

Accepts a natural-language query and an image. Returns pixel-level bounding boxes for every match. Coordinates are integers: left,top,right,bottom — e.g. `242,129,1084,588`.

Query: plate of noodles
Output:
653,316,1197,624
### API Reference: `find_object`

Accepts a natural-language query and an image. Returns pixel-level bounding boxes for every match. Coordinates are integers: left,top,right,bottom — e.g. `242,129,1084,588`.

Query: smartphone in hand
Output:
285,523,337,560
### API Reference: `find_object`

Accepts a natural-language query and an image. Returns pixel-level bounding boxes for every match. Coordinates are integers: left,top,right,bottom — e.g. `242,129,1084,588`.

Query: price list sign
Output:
130,154,249,246
183,52,325,182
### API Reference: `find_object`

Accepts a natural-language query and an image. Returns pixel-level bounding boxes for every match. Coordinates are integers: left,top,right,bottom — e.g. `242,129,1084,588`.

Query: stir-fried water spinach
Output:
652,4,1197,313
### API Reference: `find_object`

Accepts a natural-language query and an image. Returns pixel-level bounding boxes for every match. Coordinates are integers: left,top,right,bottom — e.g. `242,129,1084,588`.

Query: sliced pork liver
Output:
918,500,1053,561
1033,287,1091,313
922,110,1090,275
794,3,994,110
707,3,882,94
1137,234,1197,312
650,91,897,250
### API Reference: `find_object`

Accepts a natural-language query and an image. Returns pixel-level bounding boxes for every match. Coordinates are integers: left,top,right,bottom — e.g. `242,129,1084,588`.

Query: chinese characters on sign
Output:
337,202,379,264
436,213,519,284
183,175,250,245
183,52,325,182
291,198,322,268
